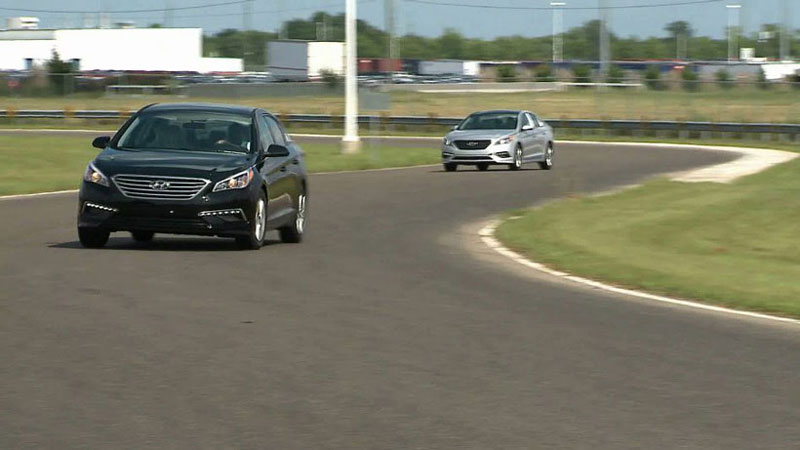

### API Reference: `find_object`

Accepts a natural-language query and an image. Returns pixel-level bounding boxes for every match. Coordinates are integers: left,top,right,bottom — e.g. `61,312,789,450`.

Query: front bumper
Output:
441,143,514,164
78,181,258,237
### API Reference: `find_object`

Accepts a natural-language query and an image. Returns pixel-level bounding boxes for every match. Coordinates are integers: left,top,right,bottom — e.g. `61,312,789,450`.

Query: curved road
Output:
2,142,799,449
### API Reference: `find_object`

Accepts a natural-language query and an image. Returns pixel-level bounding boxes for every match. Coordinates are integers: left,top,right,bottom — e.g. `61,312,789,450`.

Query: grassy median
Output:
496,159,800,318
3,86,800,123
0,135,438,196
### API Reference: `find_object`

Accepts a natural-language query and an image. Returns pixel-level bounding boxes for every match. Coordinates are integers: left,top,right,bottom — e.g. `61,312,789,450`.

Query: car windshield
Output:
116,110,253,154
458,112,518,130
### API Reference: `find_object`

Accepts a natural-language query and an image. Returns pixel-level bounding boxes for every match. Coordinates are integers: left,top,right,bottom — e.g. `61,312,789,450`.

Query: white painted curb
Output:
479,220,800,326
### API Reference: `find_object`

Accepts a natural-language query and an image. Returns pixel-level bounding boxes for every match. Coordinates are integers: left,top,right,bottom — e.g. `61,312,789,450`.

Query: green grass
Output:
496,159,800,318
3,85,800,123
0,135,438,196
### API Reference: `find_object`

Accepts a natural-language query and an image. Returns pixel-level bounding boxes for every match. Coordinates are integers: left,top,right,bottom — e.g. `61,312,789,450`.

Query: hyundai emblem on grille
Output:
150,180,170,190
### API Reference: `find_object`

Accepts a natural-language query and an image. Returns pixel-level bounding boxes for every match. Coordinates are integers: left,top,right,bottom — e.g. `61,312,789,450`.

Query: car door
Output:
526,112,546,160
255,113,293,226
264,114,299,225
518,113,536,159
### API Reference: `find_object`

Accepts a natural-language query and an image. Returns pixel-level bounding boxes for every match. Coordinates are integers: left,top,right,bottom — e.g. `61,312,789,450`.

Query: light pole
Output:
342,0,361,154
599,0,610,77
780,0,790,61
550,2,565,63
726,4,741,64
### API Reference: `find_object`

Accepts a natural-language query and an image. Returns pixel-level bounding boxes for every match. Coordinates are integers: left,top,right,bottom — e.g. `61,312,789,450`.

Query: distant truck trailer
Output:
419,60,480,76
266,40,345,81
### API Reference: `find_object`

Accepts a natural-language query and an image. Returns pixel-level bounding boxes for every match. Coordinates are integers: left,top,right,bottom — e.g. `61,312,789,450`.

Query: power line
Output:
0,0,250,14
404,0,726,11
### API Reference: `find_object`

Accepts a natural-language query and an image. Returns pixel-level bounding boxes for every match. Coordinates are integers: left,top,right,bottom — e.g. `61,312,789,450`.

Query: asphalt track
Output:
2,141,799,449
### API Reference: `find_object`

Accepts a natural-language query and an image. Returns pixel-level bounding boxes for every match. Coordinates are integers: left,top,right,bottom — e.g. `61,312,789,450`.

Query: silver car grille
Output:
112,174,210,201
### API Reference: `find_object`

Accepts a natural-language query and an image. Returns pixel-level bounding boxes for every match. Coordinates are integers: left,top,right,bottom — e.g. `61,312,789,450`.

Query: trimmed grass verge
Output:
0,135,438,196
496,158,800,319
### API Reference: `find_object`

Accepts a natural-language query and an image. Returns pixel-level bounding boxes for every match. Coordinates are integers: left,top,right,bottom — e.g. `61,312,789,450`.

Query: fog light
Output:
198,209,246,219
84,202,118,213
442,152,453,158
496,151,510,158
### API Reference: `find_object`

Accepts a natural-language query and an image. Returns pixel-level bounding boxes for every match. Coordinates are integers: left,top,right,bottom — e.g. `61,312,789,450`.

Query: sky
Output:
1,0,797,39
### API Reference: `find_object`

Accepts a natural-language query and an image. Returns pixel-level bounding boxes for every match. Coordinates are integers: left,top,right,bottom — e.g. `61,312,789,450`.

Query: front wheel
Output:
279,190,306,244
508,146,522,171
539,144,554,170
236,192,267,250
78,227,109,248
444,163,458,172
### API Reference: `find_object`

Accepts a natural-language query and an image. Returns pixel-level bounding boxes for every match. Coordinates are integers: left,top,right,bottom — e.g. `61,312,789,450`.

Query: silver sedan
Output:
441,110,554,171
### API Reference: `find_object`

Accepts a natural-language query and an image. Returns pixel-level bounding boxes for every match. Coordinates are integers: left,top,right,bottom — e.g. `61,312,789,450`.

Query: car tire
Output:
477,163,489,171
279,189,306,244
539,144,554,170
78,227,110,248
509,145,522,171
131,231,155,242
236,191,267,250
444,163,458,172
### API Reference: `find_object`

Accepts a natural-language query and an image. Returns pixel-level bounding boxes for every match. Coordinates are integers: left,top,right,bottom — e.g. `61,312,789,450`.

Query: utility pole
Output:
342,0,361,154
599,0,610,77
385,0,396,82
278,0,287,39
551,2,565,63
727,4,741,63
780,0,790,61
242,0,253,71
164,0,173,27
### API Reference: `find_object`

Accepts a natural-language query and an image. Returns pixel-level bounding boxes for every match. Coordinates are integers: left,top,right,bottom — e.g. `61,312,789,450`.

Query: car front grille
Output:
454,140,491,150
454,156,493,161
113,174,210,201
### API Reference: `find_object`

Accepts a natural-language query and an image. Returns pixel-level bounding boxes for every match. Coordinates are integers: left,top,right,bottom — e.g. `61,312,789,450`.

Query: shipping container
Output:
267,40,345,81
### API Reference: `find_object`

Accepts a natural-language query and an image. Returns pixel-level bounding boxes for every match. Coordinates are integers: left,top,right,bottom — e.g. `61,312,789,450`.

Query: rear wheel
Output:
279,190,306,244
508,146,522,171
477,163,489,171
444,163,458,172
131,231,154,242
539,144,554,170
78,227,109,248
236,192,267,250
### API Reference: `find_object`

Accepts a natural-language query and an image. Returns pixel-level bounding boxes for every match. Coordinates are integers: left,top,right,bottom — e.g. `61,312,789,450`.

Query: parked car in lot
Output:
78,103,307,250
441,110,554,172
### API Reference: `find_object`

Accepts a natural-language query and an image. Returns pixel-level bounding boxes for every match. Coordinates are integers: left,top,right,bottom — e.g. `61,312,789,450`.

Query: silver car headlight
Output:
83,161,109,187
213,168,254,192
443,136,452,146
495,135,516,145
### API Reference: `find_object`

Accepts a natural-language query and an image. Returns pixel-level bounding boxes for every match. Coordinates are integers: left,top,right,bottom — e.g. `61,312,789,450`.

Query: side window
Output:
528,113,541,128
256,114,274,150
522,113,534,129
264,116,287,146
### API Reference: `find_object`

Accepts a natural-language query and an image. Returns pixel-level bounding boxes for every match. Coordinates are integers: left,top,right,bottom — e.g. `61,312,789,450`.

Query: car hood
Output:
93,148,255,180
447,130,516,141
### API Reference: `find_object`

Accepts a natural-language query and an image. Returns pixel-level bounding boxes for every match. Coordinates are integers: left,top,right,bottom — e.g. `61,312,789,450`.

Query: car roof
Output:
142,103,258,116
471,110,525,115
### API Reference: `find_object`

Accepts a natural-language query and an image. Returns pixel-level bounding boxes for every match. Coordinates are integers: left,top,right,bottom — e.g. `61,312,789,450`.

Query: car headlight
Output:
83,162,109,187
443,137,452,146
495,135,515,145
213,168,254,192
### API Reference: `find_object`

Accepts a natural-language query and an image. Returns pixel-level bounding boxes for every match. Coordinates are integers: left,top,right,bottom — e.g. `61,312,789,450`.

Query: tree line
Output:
202,12,800,68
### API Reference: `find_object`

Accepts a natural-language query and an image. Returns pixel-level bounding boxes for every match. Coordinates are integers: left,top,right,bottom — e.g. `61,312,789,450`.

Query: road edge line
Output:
478,221,800,326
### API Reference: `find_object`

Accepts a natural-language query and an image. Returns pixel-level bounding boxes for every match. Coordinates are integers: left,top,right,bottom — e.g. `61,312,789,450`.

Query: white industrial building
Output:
0,24,242,73
266,40,345,81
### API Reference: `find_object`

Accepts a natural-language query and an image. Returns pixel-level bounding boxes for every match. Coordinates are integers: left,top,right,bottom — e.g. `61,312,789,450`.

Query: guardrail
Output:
2,110,800,137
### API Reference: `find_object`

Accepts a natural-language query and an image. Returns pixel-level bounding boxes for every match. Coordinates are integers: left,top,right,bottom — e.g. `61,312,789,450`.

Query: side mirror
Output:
451,125,459,131
92,136,111,149
265,144,290,157
521,124,534,131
